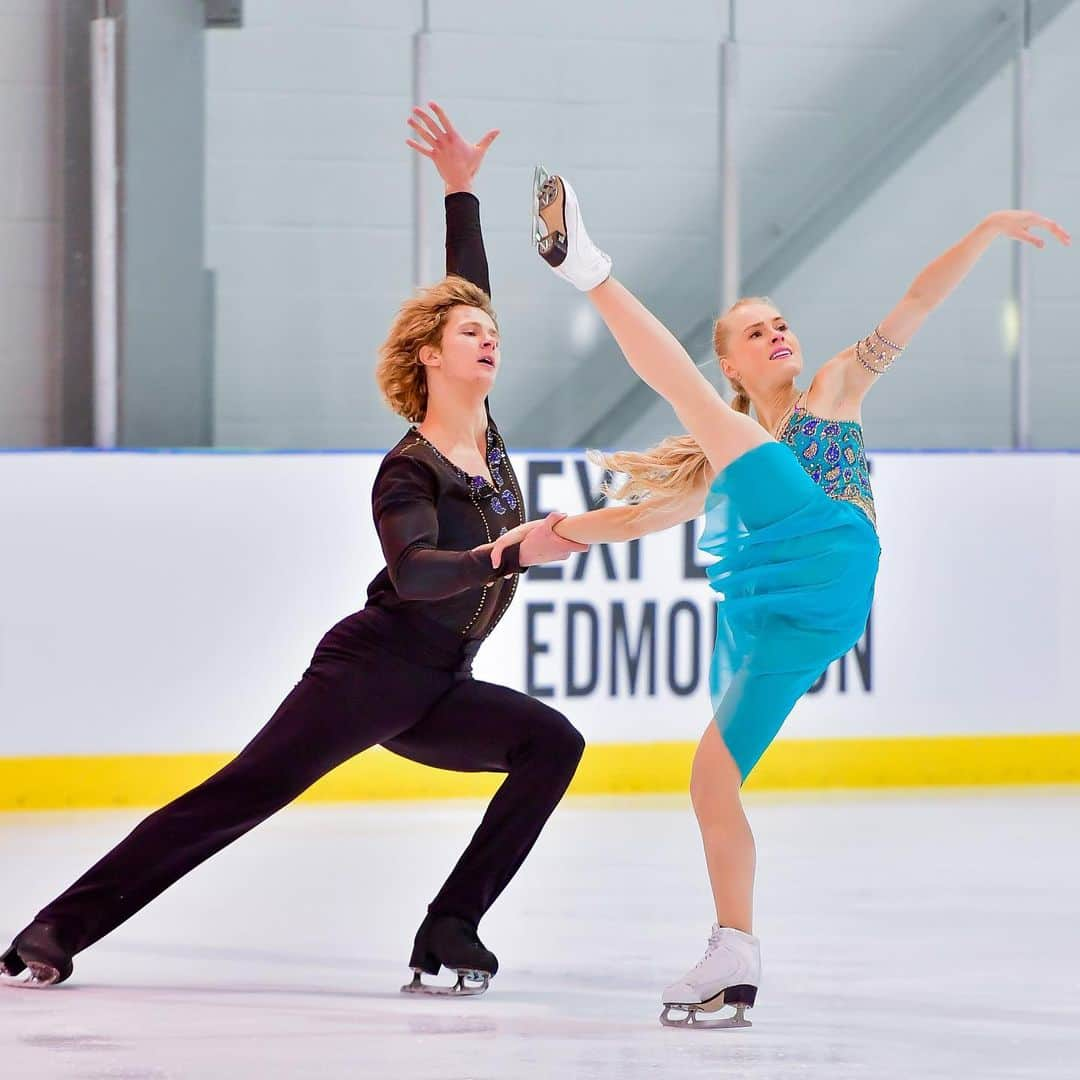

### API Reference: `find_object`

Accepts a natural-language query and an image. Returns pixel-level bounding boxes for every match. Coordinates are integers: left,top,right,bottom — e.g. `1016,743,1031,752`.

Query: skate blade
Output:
1,961,62,989
532,169,567,268
400,968,490,997
659,1001,752,1030
0,952,25,980
532,163,567,265
531,163,551,245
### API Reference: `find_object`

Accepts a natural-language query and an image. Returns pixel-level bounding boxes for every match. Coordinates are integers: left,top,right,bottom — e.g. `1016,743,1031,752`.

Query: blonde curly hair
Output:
376,275,498,423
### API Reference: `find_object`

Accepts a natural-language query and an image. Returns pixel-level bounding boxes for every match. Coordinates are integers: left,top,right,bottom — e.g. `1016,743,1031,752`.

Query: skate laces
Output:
691,925,725,970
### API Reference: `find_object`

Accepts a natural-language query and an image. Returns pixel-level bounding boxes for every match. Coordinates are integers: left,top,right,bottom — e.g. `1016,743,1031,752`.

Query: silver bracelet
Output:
856,336,890,375
874,327,905,352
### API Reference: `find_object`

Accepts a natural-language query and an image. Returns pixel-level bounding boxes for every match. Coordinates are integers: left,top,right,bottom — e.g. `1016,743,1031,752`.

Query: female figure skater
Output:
505,169,1069,1026
0,107,586,996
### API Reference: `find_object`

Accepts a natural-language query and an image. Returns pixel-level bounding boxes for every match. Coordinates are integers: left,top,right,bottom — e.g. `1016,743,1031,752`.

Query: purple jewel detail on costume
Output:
491,496,507,515
491,467,504,487
504,490,519,511
783,404,875,520
498,526,508,537
469,475,485,492
487,446,503,466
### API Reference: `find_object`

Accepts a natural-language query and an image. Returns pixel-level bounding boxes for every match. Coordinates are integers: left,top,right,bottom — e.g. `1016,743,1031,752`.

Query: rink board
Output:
1,734,1080,810
1,449,1077,808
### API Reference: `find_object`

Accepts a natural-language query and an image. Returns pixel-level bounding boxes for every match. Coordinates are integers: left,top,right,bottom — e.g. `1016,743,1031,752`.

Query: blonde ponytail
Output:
729,383,752,415
589,433,709,504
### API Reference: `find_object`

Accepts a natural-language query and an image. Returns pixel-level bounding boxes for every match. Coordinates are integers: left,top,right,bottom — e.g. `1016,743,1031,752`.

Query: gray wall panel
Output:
0,3,60,446
202,0,1079,452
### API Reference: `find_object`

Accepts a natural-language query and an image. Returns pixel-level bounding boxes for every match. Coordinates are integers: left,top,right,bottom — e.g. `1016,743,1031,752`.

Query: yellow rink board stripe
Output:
1,734,1079,811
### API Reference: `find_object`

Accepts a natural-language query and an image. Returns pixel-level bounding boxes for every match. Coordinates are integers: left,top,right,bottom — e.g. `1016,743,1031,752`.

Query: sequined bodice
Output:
778,403,876,527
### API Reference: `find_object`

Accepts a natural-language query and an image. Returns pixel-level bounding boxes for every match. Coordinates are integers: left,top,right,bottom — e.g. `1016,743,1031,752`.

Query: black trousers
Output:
33,610,585,957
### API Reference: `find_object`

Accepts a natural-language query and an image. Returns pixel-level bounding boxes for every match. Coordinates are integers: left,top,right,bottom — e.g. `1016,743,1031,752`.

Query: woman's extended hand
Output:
490,513,588,569
489,518,544,568
983,210,1071,250
406,101,499,194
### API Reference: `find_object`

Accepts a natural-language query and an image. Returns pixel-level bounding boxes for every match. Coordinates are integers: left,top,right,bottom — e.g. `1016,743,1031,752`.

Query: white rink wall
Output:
1,450,1077,757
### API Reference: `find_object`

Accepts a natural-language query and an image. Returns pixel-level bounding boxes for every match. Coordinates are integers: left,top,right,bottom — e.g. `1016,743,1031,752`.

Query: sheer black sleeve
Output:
372,455,521,601
445,192,491,297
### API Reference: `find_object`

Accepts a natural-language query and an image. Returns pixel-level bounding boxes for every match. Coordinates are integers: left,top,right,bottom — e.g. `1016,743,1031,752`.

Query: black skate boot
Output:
400,914,498,997
0,922,74,988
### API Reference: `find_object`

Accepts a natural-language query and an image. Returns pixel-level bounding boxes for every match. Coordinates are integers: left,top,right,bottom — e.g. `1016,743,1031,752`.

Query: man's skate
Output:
659,925,760,1030
400,914,497,997
0,923,74,989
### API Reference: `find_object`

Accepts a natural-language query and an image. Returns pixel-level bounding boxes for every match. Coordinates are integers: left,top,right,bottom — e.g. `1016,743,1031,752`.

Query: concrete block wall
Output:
624,66,1018,452
205,0,420,448
205,0,729,448
209,0,1080,452
1029,0,1080,448
1,0,1075,449
0,1,61,446
622,0,1080,452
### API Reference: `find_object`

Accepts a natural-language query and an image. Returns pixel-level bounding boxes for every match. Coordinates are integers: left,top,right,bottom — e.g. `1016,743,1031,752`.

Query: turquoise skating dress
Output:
698,395,881,779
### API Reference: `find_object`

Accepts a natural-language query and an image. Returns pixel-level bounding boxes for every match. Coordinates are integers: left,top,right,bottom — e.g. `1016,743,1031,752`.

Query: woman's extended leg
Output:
535,173,770,475
587,276,770,473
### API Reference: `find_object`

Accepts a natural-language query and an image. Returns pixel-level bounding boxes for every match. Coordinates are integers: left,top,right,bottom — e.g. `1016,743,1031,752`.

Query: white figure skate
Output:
659,925,760,1029
532,165,612,291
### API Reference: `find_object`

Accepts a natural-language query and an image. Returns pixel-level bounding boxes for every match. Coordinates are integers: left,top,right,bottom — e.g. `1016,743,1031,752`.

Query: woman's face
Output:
422,305,500,389
720,301,803,391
